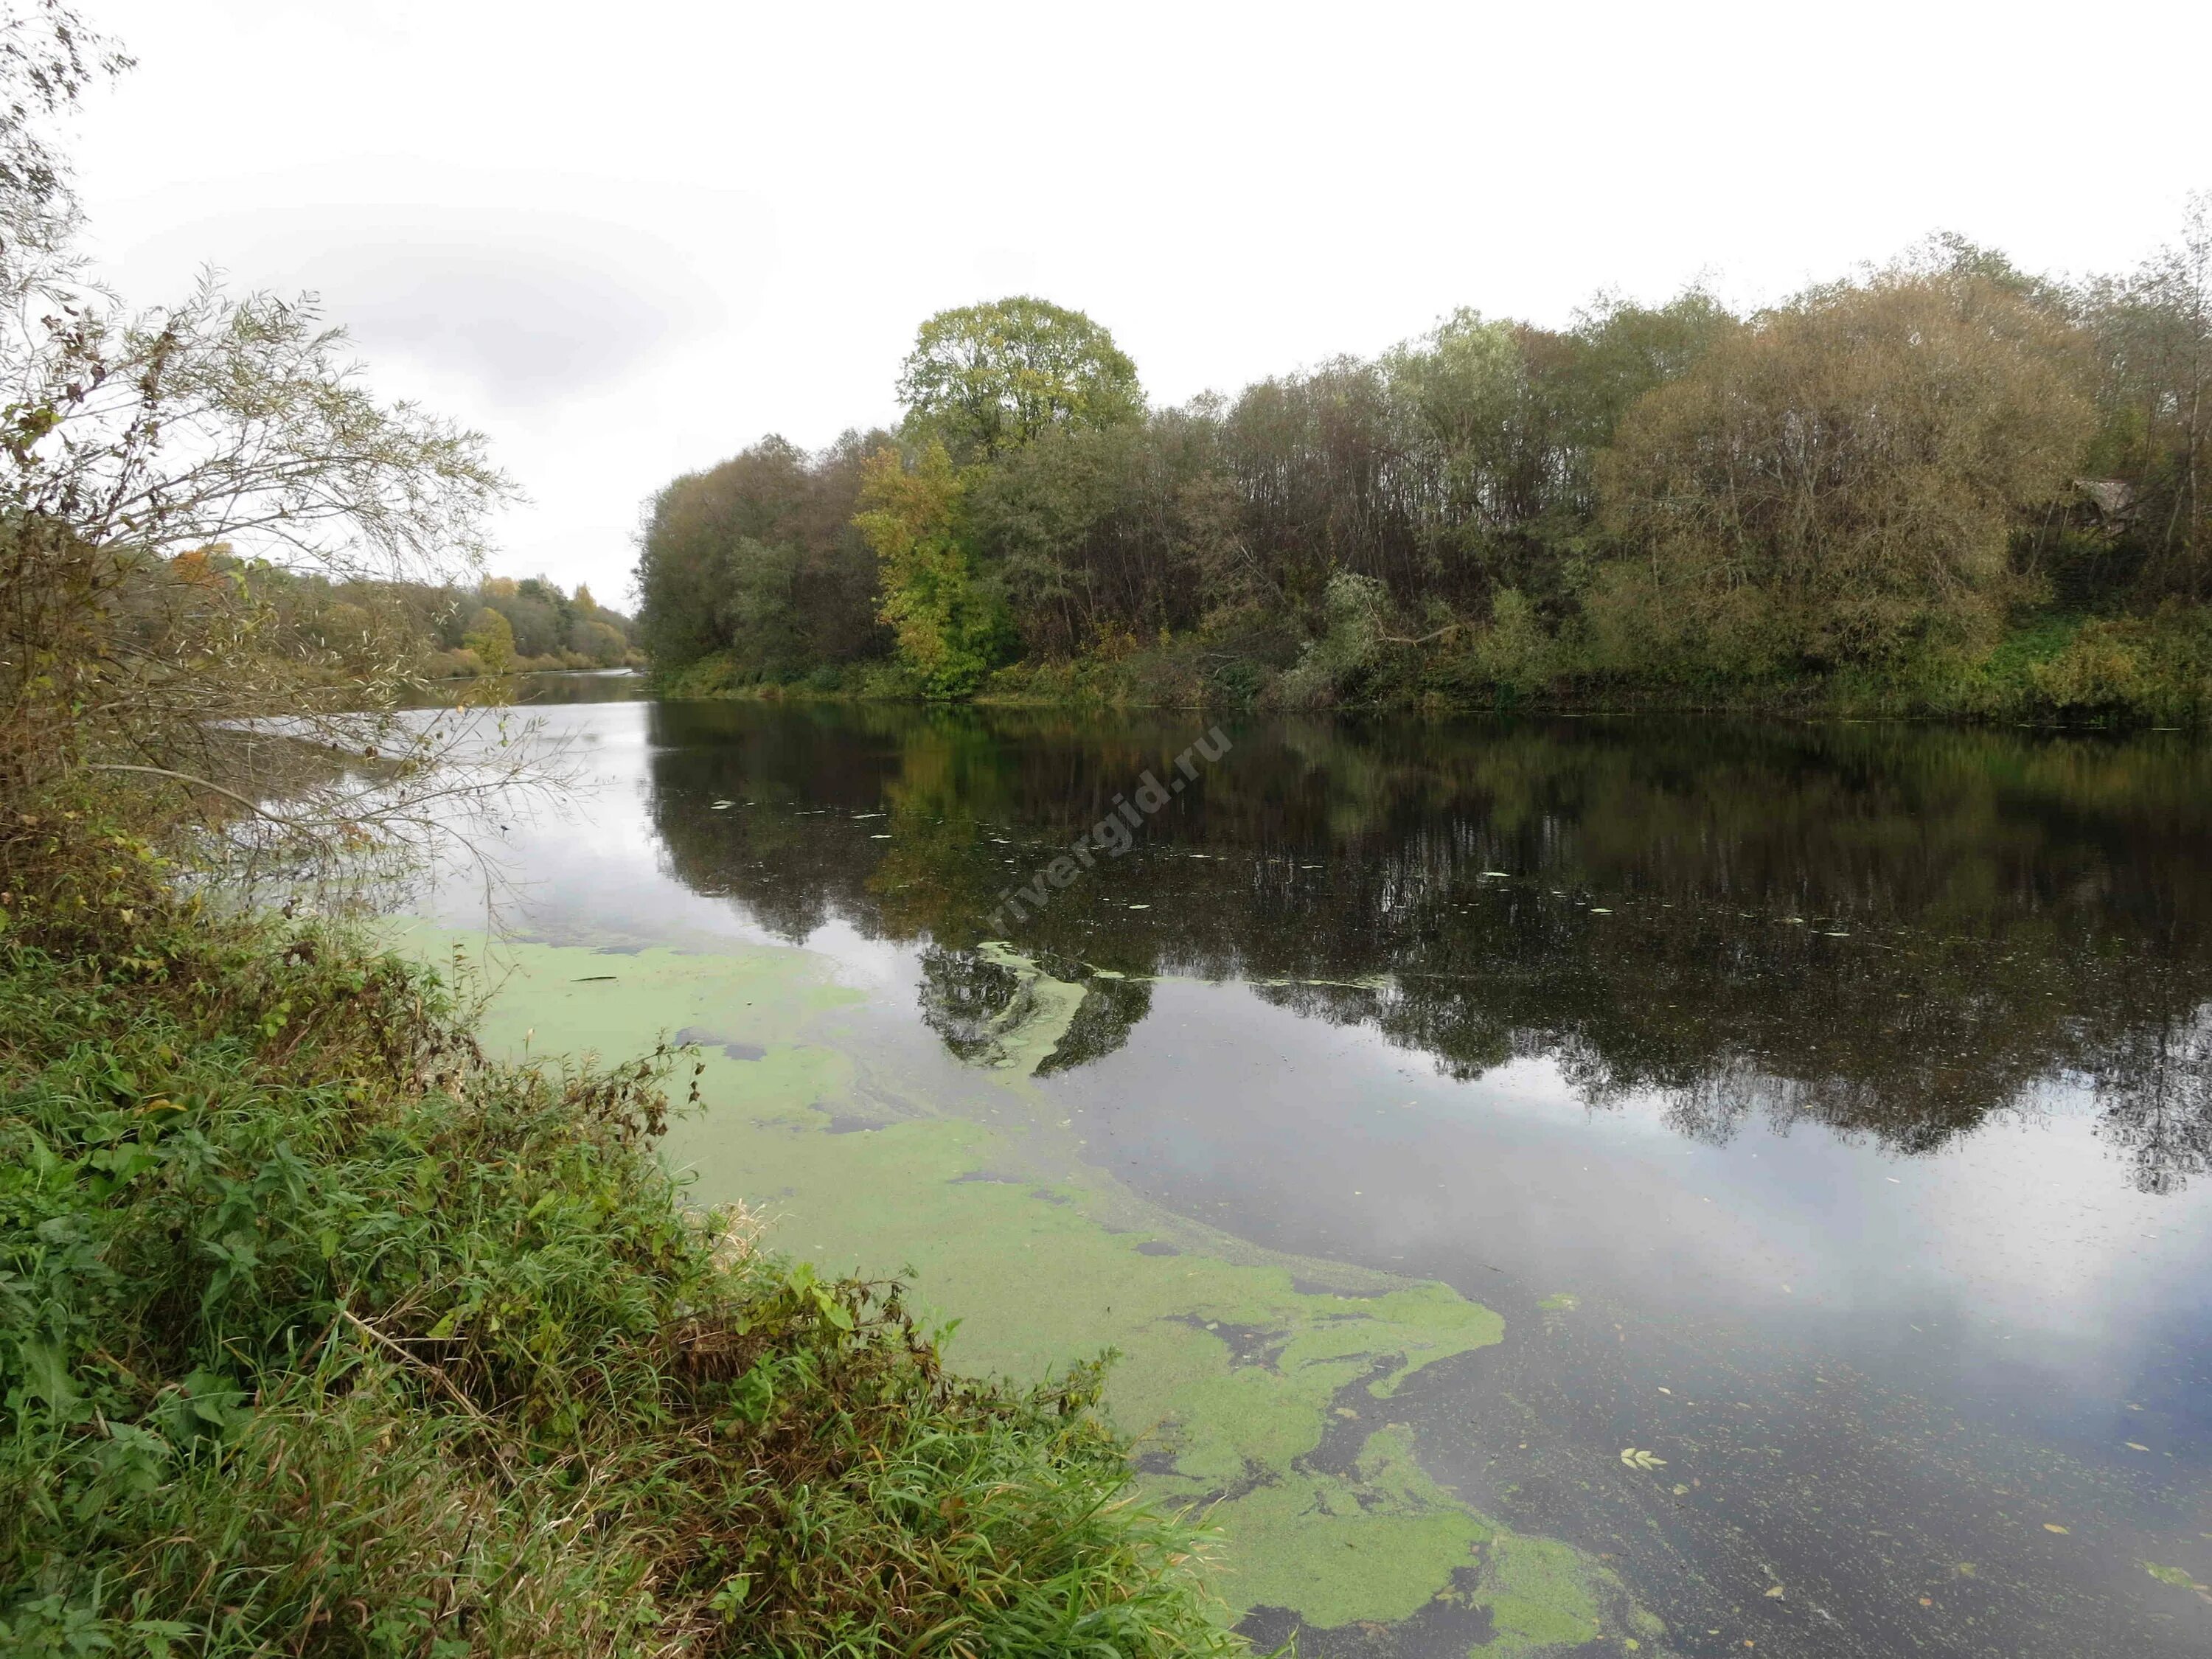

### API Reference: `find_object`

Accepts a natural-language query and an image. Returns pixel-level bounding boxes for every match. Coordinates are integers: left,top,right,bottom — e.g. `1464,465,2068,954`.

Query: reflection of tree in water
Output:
642,700,2212,1190
917,946,1026,1065
1042,972,1152,1075
2090,1004,2212,1194
918,945,1153,1074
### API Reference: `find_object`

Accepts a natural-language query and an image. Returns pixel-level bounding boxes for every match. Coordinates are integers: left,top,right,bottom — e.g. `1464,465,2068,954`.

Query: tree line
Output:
177,556,643,683
636,218,2212,720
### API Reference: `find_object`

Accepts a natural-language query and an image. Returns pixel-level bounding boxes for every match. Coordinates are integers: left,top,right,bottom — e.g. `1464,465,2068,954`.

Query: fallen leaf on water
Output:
2044,1523,2070,1534
1918,1596,1933,1607
1763,1585,1784,1599
2126,1441,2151,1452
1620,1447,1667,1470
2143,1562,2211,1592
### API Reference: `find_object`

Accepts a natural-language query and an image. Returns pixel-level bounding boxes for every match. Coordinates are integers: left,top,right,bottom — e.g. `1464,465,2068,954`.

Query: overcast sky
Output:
64,0,2212,605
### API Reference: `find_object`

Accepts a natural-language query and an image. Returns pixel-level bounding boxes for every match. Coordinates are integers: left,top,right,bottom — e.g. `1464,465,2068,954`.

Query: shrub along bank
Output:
654,599,2212,726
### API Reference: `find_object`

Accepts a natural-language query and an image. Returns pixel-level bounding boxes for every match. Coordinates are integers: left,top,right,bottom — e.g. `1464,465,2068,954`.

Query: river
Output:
406,682,2212,1658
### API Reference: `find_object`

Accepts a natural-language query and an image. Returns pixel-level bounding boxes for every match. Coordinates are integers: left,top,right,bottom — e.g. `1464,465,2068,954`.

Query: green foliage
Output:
0,804,1241,1658
1383,308,1524,552
1597,266,2093,669
2025,605,2212,720
0,264,514,785
458,575,638,671
462,604,515,674
130,560,640,686
897,297,1143,463
855,443,1014,700
2070,192,2212,600
1273,572,1390,709
635,434,887,682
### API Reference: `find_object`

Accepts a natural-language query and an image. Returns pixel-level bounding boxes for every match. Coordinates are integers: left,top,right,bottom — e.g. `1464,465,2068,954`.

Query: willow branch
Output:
81,762,296,823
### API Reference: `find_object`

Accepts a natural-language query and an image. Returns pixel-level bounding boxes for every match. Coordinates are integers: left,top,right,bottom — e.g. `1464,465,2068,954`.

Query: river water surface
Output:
411,684,2212,1658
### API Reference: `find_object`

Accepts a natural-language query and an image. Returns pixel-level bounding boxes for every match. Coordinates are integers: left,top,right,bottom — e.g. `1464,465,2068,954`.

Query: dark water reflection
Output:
456,695,2212,1657
644,702,2212,1198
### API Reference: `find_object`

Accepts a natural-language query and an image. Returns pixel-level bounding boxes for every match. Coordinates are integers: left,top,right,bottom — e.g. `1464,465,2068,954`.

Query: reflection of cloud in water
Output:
790,921,908,992
1048,970,2212,1427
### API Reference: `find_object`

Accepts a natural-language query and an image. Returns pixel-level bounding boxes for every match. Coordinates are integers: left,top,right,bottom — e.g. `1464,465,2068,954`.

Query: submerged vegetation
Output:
639,216,2212,723
0,10,1237,1653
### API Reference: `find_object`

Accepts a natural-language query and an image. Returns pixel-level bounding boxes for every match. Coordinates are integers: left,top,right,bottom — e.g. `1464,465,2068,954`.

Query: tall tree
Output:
897,296,1142,462
634,433,887,677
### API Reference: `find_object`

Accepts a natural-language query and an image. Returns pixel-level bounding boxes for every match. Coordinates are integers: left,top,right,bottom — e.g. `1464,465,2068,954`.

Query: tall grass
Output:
0,801,1242,1657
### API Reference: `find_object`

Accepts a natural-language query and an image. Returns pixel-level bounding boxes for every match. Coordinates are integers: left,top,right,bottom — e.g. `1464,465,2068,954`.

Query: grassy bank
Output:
651,603,2212,726
0,805,1237,1657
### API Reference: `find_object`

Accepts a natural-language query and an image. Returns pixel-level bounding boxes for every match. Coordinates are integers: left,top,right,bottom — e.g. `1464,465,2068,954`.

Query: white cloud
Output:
107,197,727,403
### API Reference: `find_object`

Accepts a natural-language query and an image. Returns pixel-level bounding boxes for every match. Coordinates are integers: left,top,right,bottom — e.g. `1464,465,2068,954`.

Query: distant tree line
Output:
189,554,642,682
447,574,639,674
636,209,2212,720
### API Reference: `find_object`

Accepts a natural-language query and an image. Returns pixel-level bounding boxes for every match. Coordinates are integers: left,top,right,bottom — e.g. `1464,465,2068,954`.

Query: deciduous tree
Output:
854,442,1011,698
1597,268,2093,667
897,297,1141,462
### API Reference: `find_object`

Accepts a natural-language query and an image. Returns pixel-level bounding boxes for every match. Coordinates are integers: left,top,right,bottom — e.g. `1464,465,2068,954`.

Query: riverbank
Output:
0,802,1237,1658
650,603,2212,727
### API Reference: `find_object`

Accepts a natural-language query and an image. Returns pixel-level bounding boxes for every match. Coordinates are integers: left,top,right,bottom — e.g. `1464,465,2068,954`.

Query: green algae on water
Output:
406,925,1652,1648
